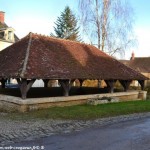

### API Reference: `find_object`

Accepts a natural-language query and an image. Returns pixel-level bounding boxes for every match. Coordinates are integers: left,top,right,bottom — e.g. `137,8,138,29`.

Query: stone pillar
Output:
138,91,147,100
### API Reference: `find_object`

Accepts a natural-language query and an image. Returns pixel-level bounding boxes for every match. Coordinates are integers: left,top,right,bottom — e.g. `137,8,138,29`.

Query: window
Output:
8,31,12,40
0,31,4,39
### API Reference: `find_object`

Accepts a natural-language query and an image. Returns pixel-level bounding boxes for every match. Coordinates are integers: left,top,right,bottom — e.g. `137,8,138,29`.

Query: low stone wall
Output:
0,91,147,112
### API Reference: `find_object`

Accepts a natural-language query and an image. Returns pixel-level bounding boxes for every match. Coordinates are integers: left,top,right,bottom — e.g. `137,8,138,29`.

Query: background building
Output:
120,52,150,87
0,11,19,51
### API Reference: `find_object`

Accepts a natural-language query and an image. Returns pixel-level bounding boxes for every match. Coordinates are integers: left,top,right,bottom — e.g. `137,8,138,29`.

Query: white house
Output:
0,11,19,51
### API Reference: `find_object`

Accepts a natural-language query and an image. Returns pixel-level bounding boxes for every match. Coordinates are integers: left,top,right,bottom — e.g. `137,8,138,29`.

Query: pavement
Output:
10,117,150,150
1,112,150,149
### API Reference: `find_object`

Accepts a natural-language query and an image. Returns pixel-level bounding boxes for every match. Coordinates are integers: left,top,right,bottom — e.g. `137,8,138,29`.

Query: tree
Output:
79,0,135,56
51,6,81,41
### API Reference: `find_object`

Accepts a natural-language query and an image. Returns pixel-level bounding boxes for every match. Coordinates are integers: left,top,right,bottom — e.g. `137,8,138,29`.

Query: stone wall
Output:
0,91,147,112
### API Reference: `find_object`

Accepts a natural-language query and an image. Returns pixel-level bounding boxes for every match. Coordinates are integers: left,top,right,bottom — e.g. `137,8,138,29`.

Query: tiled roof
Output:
120,57,150,73
0,33,147,80
0,22,7,28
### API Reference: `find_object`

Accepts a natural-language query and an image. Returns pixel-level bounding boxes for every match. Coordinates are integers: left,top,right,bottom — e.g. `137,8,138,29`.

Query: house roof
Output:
0,22,19,42
0,32,147,80
120,57,150,73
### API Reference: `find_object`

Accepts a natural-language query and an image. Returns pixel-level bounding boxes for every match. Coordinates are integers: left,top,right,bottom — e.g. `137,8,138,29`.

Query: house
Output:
120,52,150,87
0,33,147,99
0,11,19,85
0,11,19,51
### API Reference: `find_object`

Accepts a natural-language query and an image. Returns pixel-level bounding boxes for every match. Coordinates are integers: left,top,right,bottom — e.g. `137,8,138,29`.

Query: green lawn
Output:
3,100,150,121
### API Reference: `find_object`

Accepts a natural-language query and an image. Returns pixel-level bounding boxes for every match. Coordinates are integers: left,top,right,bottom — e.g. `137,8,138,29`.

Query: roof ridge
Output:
31,32,95,48
20,32,32,78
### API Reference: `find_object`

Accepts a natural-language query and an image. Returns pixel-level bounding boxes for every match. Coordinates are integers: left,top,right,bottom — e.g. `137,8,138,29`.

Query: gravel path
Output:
1,112,150,146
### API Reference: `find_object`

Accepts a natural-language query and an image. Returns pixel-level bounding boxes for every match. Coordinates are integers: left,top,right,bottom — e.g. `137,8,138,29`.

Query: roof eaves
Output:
20,33,32,78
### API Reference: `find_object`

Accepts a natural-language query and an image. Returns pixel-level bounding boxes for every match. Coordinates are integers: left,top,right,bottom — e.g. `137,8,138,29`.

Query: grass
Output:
2,100,150,121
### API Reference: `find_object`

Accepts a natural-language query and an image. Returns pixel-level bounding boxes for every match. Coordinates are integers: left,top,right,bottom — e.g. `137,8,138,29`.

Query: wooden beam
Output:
18,79,35,99
20,79,28,99
105,80,116,93
43,79,49,88
1,78,6,88
119,80,132,92
59,79,74,96
138,80,145,90
79,79,84,88
26,79,36,92
16,78,21,84
97,80,101,88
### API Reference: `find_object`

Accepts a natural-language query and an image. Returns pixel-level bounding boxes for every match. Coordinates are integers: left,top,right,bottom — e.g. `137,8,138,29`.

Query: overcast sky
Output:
0,0,150,59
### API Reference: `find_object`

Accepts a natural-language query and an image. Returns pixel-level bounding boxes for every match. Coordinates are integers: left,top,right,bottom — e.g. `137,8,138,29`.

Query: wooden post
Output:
18,78,35,99
20,79,28,99
43,79,49,88
1,79,6,88
97,80,101,88
138,80,145,90
119,80,132,92
79,79,84,88
105,80,116,93
59,79,74,96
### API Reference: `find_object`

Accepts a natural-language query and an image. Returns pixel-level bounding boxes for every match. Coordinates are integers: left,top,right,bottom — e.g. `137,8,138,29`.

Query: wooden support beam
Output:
138,80,145,90
105,80,116,93
20,79,28,99
59,79,74,96
18,79,35,99
119,80,132,92
97,80,101,88
1,78,6,88
43,79,49,88
7,79,11,84
79,79,84,88
16,78,21,84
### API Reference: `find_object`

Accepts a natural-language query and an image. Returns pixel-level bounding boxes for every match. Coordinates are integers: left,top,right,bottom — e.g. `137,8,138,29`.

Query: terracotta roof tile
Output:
0,33,147,80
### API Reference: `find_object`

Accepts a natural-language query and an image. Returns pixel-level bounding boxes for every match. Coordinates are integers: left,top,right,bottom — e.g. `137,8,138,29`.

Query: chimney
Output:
130,51,135,60
0,11,5,24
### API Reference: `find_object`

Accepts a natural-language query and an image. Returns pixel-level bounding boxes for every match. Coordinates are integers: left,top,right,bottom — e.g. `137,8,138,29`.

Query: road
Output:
10,117,150,150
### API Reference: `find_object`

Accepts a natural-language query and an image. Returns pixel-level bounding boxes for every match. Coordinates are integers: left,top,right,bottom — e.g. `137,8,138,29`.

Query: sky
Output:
0,0,150,59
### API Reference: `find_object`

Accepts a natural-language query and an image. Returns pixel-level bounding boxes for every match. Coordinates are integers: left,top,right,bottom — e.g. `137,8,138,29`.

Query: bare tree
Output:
79,0,136,57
